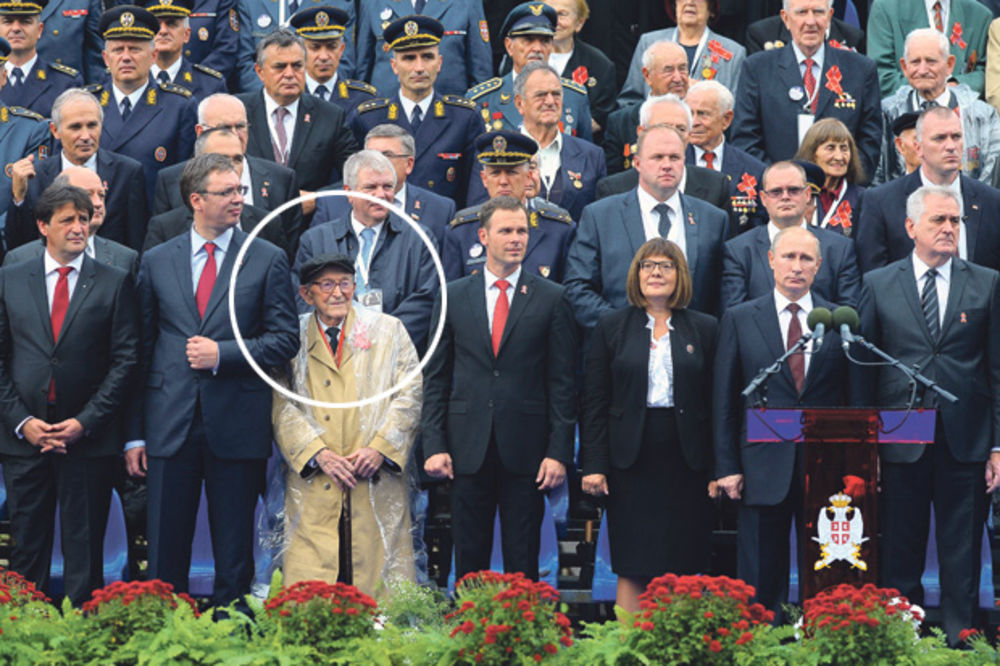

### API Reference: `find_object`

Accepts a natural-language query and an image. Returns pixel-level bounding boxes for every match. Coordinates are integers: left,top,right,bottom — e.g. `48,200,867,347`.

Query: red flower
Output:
709,640,722,652
572,66,589,86
959,628,979,642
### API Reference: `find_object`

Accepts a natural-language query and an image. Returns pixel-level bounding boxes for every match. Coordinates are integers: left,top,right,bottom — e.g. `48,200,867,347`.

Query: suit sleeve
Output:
441,225,467,281
4,200,38,250
855,60,884,182
574,94,594,143
464,3,493,90
419,291,454,458
75,273,139,435
744,23,765,55
730,57,768,162
987,272,1000,449
280,168,305,258
563,205,614,329
384,240,438,352
176,98,199,163
720,240,749,310
126,164,150,252
127,255,159,440
153,170,172,217
866,2,906,98
834,240,862,309
855,189,889,274
579,313,612,476
337,6,357,79
853,275,880,407
83,0,104,83
602,113,627,175
712,307,743,479
199,0,240,79
0,271,32,432
354,6,377,86
544,289,579,466
326,108,360,185
235,4,262,92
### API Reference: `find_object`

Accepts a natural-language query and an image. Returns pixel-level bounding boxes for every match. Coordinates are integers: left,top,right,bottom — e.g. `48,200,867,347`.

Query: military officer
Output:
290,6,375,114
35,0,102,82
348,15,481,206
355,0,492,99
137,0,226,102
87,6,197,201
180,0,239,80
0,0,83,117
442,130,576,283
235,0,354,92
467,2,592,142
0,36,50,243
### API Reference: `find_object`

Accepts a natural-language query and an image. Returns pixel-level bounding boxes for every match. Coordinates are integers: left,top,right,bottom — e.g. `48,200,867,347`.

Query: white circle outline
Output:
227,189,448,410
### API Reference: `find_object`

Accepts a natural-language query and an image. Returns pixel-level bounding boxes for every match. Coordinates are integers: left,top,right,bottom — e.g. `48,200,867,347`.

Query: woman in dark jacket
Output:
580,238,719,613
795,118,865,237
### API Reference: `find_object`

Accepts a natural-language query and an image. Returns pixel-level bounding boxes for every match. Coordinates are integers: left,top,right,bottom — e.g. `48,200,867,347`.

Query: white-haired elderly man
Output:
876,28,1000,185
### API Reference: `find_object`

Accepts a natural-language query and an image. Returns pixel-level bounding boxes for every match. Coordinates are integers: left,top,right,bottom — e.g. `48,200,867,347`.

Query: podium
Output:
747,408,936,601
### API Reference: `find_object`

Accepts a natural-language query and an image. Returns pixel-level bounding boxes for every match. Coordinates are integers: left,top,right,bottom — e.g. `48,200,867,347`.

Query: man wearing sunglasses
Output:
720,160,860,310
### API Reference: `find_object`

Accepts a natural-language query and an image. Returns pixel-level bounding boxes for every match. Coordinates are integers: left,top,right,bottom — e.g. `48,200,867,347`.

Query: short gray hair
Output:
52,88,103,128
364,123,415,156
906,184,962,224
783,0,832,10
513,60,560,98
256,27,305,67
343,150,397,190
770,225,820,256
641,40,685,70
904,28,950,64
686,79,734,114
639,93,692,129
180,153,238,212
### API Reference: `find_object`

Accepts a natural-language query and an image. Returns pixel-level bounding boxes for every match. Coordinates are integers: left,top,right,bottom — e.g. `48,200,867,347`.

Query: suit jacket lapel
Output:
498,271,533,355
680,194,701,280
171,231,200,324
753,296,795,391
411,94,438,162
248,94,273,159
465,272,492,358
622,191,646,256
778,46,807,111
939,259,968,339
54,256,97,349
814,47,836,116
754,228,775,291
960,175,982,261
287,96,316,170
28,257,54,344
201,230,246,326
114,85,164,147
896,260,935,345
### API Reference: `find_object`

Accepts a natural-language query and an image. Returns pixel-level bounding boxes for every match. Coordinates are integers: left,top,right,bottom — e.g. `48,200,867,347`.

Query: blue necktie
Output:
414,0,426,13
359,227,375,289
10,68,23,88
410,105,423,133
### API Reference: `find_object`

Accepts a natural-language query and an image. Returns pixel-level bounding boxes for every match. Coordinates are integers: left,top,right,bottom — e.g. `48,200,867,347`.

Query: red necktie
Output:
703,151,716,170
803,58,817,113
195,242,217,318
491,279,510,356
48,266,73,402
933,1,944,32
786,303,805,394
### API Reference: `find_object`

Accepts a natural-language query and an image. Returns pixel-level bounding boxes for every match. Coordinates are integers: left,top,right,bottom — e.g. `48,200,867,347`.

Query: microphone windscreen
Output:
807,306,833,330
832,306,860,332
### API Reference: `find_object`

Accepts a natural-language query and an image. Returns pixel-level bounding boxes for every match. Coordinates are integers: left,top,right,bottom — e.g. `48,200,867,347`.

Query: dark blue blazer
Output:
855,171,1000,274
731,44,883,181
686,143,768,231
36,0,103,82
720,224,861,310
564,189,730,326
0,60,83,118
294,213,439,351
466,133,606,220
178,0,240,80
311,182,455,245
713,293,851,506
132,228,299,458
348,92,482,205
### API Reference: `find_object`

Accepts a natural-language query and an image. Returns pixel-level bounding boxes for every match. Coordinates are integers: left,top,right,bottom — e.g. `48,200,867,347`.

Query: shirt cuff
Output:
212,355,220,375
14,416,33,438
124,440,145,451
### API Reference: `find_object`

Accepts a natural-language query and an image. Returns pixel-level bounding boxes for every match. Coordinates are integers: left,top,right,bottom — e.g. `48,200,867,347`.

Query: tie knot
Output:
203,241,216,257
274,106,289,121
653,202,670,216
12,67,23,81
361,227,375,240
495,279,510,291
803,58,814,68
787,303,801,315
157,70,170,83
315,84,328,98
56,266,73,278
925,268,938,280
326,326,339,342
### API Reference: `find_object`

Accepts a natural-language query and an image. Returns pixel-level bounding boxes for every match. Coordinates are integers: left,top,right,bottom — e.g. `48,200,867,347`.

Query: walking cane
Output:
341,488,353,585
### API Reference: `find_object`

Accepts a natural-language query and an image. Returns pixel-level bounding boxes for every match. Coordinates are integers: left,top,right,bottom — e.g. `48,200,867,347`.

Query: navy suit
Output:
565,189,730,324
348,92,482,205
294,214,438,351
355,0,492,98
134,228,298,606
466,133,605,220
721,225,861,310
5,148,149,252
311,182,455,244
602,102,639,175
686,143,768,232
731,44,882,182
36,0,104,82
856,171,1000,274
3,236,138,280
442,200,576,283
0,60,83,118
713,292,851,617
0,107,50,242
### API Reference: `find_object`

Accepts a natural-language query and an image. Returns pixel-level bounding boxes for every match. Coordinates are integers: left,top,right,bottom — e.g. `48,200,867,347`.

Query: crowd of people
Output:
1,0,999,647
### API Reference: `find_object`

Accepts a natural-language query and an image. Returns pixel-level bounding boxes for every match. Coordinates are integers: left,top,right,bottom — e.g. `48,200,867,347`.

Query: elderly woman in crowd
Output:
794,118,865,237
580,238,719,613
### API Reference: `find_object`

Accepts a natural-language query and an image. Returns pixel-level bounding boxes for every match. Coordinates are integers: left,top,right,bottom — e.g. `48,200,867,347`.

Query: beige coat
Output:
272,306,422,598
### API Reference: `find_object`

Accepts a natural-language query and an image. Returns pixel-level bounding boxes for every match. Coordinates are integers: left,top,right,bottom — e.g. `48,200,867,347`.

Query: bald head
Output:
53,166,106,235
196,93,250,151
641,41,689,97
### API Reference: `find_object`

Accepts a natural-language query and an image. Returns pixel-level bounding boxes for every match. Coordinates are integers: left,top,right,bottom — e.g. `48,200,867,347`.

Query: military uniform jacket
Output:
441,199,576,283
0,60,83,119
0,107,50,236
183,0,240,80
355,0,492,98
36,0,103,83
89,78,198,202
867,0,990,97
348,92,481,205
875,84,1000,185
236,0,355,92
311,77,377,114
468,72,594,143
163,58,227,103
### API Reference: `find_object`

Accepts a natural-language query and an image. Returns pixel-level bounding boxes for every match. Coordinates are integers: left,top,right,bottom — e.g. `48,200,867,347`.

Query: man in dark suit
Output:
721,161,860,310
464,61,605,221
856,106,1000,274
422,195,577,580
745,12,865,54
714,225,851,620
127,153,298,607
0,183,138,605
732,0,882,180
238,27,358,217
348,15,482,207
294,150,437,352
567,124,730,325
5,88,149,252
311,124,455,244
857,185,1000,645
4,166,138,277
153,93,303,253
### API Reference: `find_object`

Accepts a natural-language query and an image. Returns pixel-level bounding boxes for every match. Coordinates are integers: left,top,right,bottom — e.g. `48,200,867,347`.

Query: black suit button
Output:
678,408,684,414
488,400,494,409
493,370,500,377
51,357,59,366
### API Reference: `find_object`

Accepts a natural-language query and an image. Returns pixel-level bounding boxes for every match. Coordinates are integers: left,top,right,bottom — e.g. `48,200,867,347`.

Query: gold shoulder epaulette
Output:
9,106,43,120
192,63,223,79
535,202,574,224
50,62,80,77
466,77,502,101
160,81,193,97
345,79,377,95
357,98,390,113
442,94,476,110
449,208,481,228
560,77,586,95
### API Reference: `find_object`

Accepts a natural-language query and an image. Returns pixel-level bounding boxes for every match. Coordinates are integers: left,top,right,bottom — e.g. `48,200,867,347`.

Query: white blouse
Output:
646,313,675,407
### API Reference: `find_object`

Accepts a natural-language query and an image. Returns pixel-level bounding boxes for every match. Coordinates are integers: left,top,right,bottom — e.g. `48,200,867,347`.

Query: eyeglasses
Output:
199,185,248,199
639,260,676,273
311,278,355,294
762,186,808,198
204,122,250,132
379,151,413,160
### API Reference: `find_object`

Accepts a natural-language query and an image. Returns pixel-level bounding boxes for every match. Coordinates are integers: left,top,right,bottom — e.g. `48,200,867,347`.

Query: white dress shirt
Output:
4,54,38,82
112,83,148,118
774,288,815,376
240,156,255,206
646,313,675,407
307,72,338,101
926,0,950,30
44,250,84,311
150,58,182,84
190,225,232,294
694,142,725,171
636,185,688,258
263,92,299,161
918,168,967,260
484,264,521,331
86,236,96,258
766,220,808,245
60,151,98,173
548,50,572,76
912,253,951,329
521,125,562,193
399,91,433,126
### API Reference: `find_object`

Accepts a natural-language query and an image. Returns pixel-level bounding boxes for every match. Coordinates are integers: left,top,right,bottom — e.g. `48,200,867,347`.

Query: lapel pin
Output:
972,204,979,211
303,113,311,123
960,312,967,323
520,285,528,295
688,211,695,225
686,344,694,354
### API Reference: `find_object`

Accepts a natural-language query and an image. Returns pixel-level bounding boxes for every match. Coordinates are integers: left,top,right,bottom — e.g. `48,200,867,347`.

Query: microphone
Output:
806,307,832,350
832,306,861,351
